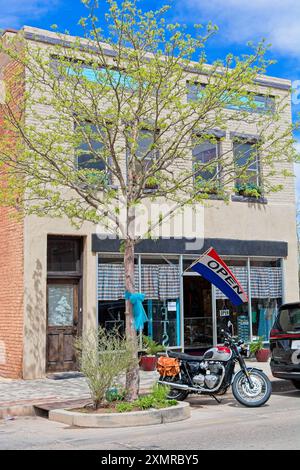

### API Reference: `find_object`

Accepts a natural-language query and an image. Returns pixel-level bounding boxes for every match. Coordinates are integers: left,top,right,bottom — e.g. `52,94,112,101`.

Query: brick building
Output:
0,27,299,379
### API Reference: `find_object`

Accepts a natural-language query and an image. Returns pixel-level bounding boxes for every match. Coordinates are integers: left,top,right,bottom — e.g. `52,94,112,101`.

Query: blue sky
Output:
1,0,300,197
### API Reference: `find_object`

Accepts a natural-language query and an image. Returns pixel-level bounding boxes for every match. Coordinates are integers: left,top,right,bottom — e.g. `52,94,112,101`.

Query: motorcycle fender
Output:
231,367,263,384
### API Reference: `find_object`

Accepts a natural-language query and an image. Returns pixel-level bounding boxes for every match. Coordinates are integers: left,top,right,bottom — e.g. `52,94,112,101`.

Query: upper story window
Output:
52,57,135,90
192,139,220,191
136,129,159,164
186,79,274,114
76,123,105,171
226,93,275,114
75,122,110,187
133,128,160,190
233,141,260,188
68,65,133,88
186,81,206,101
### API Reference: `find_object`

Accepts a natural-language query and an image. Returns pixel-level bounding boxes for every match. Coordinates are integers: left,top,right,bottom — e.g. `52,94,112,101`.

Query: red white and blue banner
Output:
189,247,248,306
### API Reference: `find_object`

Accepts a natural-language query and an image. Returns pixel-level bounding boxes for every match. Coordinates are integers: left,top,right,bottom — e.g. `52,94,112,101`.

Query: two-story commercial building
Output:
0,26,298,379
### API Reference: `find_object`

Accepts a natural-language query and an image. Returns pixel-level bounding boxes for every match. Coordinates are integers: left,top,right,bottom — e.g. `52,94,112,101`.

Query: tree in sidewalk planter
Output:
0,0,298,400
74,327,138,409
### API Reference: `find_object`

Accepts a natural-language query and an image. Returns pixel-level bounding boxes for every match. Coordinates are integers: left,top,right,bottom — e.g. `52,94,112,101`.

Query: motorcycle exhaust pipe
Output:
158,379,201,393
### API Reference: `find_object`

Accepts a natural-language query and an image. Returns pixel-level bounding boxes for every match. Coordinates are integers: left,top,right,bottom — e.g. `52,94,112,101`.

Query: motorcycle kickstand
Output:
210,394,221,404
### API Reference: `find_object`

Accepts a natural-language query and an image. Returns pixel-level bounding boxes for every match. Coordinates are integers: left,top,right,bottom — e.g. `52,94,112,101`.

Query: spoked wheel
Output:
159,376,189,401
232,369,272,407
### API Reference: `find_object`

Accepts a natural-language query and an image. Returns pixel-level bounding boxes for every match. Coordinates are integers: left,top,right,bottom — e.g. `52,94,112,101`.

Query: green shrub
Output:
142,335,165,355
151,383,170,401
74,327,138,409
134,395,155,410
115,402,135,413
249,336,265,354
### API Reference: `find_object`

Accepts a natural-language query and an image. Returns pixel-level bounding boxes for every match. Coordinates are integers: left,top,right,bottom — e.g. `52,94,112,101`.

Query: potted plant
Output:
249,336,270,362
235,182,262,199
140,336,165,371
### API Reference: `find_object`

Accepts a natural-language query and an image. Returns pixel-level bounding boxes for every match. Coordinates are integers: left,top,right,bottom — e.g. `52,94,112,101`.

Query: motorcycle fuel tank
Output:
203,345,232,362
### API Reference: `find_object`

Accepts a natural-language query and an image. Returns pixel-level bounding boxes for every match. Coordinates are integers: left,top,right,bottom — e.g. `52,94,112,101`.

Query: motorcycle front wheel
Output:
159,376,189,401
232,369,271,407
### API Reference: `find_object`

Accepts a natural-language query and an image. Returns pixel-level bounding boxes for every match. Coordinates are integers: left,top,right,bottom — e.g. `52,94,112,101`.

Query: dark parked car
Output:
270,302,300,389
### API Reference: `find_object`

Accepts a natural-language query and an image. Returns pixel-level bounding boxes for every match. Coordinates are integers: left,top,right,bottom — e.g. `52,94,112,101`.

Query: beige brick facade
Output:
0,27,298,378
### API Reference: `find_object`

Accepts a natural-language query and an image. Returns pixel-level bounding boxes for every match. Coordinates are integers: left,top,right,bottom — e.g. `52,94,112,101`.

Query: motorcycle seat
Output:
167,351,204,362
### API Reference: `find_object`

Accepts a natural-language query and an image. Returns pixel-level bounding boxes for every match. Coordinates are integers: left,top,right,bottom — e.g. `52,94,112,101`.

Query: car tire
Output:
291,380,300,390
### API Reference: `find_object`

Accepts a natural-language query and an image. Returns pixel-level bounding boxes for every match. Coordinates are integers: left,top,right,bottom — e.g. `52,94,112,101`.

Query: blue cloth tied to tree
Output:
124,291,148,331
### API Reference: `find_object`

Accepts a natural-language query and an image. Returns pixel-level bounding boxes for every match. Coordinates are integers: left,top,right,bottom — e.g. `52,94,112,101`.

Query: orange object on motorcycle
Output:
156,356,180,377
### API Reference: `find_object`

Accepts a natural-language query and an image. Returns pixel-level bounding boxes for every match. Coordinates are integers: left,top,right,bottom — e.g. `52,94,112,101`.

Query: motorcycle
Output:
157,330,272,407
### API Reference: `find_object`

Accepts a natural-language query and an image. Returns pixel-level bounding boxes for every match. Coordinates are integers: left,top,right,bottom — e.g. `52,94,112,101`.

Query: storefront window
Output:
250,259,282,342
215,259,250,343
183,276,213,349
97,255,180,347
141,257,180,348
97,254,283,349
98,256,138,335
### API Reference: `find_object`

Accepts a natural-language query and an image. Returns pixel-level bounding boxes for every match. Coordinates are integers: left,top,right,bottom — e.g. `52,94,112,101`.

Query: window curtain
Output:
215,266,248,299
98,263,180,300
98,264,139,300
250,267,282,299
215,266,282,300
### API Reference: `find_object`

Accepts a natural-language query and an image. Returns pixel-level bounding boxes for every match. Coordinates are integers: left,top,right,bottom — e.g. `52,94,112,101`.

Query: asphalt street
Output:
0,388,299,450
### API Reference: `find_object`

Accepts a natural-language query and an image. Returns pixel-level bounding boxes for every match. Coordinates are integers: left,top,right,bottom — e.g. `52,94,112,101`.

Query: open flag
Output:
189,247,248,306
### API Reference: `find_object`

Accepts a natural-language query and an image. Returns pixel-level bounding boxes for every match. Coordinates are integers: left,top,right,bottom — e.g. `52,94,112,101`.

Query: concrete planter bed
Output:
49,401,190,428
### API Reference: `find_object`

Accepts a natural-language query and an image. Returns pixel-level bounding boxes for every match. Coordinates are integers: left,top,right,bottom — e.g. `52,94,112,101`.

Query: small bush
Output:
115,402,135,413
250,336,265,355
142,335,165,355
151,383,170,401
74,327,138,409
134,395,155,410
113,383,177,413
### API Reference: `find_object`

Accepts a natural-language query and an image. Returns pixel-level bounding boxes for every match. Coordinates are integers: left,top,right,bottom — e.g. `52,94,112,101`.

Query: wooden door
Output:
46,279,81,372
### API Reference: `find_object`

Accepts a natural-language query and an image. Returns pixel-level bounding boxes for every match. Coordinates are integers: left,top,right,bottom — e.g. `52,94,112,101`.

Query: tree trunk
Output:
124,238,140,401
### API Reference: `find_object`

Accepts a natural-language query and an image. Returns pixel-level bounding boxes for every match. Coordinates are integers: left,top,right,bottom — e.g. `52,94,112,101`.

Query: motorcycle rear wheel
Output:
232,369,271,407
159,376,189,401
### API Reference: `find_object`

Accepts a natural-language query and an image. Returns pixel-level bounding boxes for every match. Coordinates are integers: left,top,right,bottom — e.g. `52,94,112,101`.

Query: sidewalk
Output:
0,360,292,418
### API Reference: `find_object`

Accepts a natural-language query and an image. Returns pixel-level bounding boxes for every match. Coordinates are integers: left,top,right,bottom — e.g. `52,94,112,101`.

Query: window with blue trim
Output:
186,80,274,113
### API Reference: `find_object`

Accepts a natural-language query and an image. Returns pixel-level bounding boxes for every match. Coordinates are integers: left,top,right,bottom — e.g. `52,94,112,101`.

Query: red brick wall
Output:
0,56,25,378
0,207,24,378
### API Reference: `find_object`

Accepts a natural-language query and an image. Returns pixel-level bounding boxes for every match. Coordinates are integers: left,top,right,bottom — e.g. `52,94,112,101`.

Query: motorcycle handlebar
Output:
221,329,244,346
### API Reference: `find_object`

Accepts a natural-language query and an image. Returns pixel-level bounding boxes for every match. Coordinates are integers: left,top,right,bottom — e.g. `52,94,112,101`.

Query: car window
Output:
279,308,300,331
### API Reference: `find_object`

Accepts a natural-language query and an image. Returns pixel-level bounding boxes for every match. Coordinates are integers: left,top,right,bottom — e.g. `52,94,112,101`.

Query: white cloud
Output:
0,0,59,29
178,0,300,58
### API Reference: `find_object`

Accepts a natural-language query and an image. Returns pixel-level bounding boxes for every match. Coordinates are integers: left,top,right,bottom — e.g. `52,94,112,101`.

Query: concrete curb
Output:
49,401,191,428
0,404,35,419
